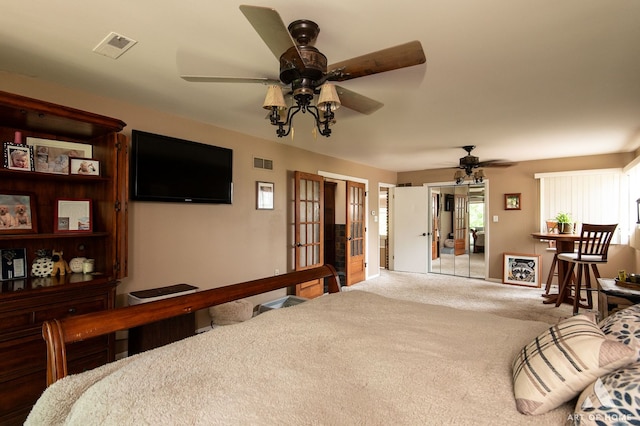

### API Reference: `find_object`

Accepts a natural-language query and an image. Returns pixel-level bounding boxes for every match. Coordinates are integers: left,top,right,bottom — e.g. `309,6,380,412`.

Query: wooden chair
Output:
555,223,617,314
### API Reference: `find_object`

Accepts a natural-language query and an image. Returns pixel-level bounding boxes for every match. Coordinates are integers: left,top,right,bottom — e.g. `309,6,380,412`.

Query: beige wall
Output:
1,73,395,328
3,72,638,327
399,153,640,282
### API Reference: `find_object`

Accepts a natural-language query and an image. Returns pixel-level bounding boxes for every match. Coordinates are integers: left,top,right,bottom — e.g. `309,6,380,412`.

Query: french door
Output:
345,181,366,285
294,171,324,298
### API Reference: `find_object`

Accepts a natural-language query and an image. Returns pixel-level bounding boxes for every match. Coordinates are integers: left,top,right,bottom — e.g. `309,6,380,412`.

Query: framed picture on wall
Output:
256,181,274,210
504,193,521,210
503,253,542,288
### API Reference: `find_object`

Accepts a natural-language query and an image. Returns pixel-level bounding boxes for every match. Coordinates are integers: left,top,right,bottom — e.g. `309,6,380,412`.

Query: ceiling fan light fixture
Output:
454,168,485,185
262,85,287,109
317,83,341,112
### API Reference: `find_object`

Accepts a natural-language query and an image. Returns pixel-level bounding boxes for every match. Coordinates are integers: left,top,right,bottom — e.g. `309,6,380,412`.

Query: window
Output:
535,169,627,244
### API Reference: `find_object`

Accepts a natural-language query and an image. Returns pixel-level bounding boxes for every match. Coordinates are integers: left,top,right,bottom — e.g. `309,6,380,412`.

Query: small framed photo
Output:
26,137,92,175
55,198,92,233
503,252,542,288
504,193,521,210
0,248,27,281
70,158,100,176
0,192,37,234
257,181,274,210
3,143,34,171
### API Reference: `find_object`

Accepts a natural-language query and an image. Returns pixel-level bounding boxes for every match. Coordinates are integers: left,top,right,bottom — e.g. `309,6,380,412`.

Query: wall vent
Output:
253,157,273,170
93,32,137,59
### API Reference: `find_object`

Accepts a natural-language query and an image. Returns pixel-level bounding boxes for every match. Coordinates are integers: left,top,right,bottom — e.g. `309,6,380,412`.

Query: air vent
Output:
253,157,273,170
93,32,137,59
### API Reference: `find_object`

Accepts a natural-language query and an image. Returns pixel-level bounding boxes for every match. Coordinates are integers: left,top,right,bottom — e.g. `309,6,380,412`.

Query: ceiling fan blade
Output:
335,86,384,115
327,41,426,82
181,75,281,84
239,5,303,64
478,161,517,168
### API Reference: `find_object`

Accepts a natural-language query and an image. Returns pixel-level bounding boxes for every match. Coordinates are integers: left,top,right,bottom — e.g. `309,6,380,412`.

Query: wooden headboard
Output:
42,265,341,385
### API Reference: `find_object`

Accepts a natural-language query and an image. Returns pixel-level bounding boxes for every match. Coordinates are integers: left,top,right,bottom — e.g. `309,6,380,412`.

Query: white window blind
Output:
625,161,640,248
535,169,625,244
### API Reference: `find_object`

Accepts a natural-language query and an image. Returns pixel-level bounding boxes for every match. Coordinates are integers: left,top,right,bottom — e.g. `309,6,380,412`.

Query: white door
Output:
391,186,429,273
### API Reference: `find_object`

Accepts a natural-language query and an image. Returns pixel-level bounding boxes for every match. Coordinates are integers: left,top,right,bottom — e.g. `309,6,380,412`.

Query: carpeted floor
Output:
345,269,577,324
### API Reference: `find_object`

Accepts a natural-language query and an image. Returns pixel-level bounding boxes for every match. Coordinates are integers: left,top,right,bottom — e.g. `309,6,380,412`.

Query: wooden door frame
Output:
319,171,370,281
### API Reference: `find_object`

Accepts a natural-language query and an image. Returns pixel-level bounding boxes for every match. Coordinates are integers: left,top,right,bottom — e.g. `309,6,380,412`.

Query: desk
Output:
597,278,640,319
531,232,582,305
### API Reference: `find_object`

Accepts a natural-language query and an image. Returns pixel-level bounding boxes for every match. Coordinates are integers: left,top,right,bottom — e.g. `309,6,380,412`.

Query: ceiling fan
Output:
454,145,515,184
179,5,426,137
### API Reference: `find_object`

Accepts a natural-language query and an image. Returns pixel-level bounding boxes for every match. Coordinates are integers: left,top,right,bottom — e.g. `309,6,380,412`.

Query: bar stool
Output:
555,223,617,314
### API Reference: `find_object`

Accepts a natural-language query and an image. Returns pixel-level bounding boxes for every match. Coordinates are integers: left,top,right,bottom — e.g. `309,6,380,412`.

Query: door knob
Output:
421,233,427,236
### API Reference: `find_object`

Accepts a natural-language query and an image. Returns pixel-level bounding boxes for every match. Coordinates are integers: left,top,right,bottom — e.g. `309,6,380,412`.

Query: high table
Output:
530,232,582,306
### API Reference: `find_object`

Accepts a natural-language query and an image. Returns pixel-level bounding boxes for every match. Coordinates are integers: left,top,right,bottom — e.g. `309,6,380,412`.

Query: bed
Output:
26,265,638,425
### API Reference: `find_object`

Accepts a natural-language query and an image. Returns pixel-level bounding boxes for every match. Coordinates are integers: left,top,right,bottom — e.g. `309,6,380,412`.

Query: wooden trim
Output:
43,265,341,385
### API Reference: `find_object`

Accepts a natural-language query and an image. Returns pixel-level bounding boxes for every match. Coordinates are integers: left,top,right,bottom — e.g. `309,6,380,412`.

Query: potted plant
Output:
555,212,573,234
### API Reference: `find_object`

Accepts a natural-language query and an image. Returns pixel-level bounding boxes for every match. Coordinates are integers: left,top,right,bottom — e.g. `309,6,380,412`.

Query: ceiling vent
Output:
93,32,137,59
253,157,273,170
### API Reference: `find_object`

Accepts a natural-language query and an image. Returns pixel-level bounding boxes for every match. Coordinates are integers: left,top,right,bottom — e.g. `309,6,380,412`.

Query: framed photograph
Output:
256,181,274,210
0,248,27,281
0,192,37,234
505,193,521,210
55,198,92,233
70,158,100,176
503,252,542,288
26,137,92,175
3,143,34,171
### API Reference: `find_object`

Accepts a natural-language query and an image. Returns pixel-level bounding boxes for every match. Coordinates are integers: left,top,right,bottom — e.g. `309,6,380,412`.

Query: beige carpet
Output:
345,269,576,324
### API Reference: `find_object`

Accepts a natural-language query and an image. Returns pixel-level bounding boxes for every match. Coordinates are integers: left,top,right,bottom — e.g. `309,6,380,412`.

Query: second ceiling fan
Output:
180,5,427,137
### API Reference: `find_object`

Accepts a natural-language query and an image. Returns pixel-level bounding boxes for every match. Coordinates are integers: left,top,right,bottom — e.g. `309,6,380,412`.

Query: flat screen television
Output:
130,130,233,204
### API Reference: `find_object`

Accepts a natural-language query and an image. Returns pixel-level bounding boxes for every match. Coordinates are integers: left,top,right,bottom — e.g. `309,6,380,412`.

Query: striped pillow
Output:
512,315,635,415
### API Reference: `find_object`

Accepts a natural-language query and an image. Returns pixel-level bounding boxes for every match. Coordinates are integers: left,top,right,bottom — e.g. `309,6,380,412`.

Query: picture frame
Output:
3,143,34,171
256,181,274,210
70,158,100,176
0,192,37,234
26,137,92,175
55,198,92,233
504,193,521,210
0,248,27,281
503,252,542,288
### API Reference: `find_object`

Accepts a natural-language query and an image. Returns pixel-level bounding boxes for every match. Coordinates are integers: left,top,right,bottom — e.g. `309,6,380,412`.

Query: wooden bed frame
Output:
42,265,341,386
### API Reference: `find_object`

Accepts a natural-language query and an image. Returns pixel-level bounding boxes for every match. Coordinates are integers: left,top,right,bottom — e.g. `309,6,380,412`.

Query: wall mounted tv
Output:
130,130,233,204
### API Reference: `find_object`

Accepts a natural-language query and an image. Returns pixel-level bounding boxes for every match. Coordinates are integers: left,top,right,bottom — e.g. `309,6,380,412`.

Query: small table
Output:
597,278,640,319
530,232,582,305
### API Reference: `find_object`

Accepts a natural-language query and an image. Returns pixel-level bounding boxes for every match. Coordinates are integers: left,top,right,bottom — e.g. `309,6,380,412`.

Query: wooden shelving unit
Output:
0,90,128,424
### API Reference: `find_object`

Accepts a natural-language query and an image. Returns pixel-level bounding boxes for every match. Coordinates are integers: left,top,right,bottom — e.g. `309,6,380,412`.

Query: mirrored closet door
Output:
429,184,485,278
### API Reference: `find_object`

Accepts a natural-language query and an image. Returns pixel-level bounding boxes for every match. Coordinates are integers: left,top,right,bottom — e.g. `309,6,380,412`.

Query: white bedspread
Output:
26,291,571,425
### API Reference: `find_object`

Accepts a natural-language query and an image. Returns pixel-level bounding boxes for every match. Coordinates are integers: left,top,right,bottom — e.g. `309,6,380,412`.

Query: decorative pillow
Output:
573,363,640,425
600,303,640,362
512,314,635,415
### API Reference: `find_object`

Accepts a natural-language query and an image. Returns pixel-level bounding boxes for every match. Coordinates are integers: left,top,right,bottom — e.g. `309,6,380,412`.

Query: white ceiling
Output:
2,0,639,172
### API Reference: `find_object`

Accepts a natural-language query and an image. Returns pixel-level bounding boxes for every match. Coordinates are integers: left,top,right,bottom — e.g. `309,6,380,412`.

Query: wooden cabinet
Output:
0,91,128,424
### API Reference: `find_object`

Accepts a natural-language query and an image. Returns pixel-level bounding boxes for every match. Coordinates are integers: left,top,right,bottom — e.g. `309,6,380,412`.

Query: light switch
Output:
493,215,499,222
